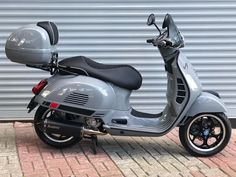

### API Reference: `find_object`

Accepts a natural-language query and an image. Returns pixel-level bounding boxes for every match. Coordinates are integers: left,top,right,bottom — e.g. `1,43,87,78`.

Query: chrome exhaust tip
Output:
82,128,107,136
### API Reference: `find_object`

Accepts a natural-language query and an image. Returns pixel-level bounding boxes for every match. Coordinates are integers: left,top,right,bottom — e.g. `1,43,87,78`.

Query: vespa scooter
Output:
5,14,231,156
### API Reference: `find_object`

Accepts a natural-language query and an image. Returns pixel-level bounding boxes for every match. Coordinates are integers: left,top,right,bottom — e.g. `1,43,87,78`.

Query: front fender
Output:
185,92,227,117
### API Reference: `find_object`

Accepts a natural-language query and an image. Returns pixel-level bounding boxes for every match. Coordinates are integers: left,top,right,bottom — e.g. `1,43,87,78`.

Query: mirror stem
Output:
154,23,161,35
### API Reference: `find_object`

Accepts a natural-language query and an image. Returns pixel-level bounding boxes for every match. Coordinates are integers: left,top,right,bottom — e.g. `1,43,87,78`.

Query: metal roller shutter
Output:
0,0,236,119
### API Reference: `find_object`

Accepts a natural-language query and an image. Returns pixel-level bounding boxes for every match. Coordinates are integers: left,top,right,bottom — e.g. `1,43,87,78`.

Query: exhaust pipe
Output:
82,128,106,136
45,119,106,137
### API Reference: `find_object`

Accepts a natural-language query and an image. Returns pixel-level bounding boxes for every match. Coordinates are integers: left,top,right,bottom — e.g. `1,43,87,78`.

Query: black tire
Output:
179,113,231,157
34,106,82,148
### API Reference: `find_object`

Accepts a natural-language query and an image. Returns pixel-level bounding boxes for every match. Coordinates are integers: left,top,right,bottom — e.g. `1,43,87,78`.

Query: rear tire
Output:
179,113,231,157
34,106,82,148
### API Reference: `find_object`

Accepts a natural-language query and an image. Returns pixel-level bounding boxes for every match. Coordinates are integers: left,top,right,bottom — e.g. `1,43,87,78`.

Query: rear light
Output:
50,102,59,109
32,79,47,95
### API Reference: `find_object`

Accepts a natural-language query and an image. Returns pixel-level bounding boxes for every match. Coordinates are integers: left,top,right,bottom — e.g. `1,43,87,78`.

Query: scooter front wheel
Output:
179,113,231,157
34,106,82,148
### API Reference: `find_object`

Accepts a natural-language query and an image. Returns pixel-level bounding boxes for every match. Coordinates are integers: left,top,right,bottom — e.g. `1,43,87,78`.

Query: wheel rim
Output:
186,114,226,152
36,109,74,143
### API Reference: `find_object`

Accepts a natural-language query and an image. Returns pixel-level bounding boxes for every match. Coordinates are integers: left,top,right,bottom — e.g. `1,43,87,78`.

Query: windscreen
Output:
162,14,184,48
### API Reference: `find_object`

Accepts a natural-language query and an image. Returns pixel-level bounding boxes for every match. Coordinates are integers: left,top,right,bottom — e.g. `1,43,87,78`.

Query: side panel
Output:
104,51,205,136
111,84,131,110
165,51,202,127
35,74,117,110
186,92,227,117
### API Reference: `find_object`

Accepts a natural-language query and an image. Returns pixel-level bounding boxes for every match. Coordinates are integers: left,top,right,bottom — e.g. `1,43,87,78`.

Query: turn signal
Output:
32,79,47,95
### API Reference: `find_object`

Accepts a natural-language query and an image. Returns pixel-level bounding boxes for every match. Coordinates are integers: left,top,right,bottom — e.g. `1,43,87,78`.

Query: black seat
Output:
58,56,142,90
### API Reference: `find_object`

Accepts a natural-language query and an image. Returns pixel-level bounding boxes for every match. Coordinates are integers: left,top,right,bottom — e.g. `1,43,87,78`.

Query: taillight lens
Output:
32,79,47,95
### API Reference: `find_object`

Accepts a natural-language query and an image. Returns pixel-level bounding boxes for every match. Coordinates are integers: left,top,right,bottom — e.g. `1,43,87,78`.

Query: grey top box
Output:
5,22,58,65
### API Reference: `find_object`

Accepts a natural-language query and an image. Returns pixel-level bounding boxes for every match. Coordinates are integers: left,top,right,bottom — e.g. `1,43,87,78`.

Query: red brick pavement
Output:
167,128,236,177
14,123,123,177
13,122,236,177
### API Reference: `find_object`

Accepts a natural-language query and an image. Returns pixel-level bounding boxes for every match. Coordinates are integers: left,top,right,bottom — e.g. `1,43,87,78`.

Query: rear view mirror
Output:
147,14,155,26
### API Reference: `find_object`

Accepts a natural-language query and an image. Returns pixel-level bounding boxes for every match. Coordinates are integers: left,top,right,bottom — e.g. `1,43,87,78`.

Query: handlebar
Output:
146,39,154,43
146,37,173,48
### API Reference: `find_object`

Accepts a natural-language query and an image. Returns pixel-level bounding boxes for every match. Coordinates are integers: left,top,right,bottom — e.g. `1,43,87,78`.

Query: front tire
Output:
34,106,82,148
179,113,231,156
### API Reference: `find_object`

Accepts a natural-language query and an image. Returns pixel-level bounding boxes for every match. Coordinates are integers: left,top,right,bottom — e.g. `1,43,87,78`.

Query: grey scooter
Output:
7,14,231,156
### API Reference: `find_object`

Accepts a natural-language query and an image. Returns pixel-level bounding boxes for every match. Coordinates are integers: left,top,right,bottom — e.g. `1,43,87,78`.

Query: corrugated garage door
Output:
1,0,236,119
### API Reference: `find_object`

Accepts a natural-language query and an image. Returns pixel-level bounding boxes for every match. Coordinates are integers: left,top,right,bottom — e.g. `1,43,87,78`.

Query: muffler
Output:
45,119,82,137
82,128,106,136
45,119,106,137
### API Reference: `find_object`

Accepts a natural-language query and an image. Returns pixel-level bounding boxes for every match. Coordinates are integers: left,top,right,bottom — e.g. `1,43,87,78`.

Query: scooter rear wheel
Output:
179,113,231,157
34,106,82,148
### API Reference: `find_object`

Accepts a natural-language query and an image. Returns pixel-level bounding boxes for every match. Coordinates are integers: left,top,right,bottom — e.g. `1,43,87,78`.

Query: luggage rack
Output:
26,52,59,75
26,52,89,76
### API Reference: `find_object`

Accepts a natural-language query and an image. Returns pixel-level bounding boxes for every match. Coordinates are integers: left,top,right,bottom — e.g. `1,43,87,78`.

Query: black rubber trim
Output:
204,90,220,98
112,119,128,125
42,101,50,106
42,101,94,116
131,109,163,118
165,56,175,74
58,105,95,116
108,127,162,136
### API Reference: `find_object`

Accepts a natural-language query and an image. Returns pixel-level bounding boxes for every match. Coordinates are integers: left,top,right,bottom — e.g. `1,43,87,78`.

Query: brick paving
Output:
0,123,22,177
0,122,236,177
14,123,122,177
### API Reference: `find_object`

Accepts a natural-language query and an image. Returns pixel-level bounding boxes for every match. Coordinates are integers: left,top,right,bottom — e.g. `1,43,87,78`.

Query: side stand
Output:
84,135,98,154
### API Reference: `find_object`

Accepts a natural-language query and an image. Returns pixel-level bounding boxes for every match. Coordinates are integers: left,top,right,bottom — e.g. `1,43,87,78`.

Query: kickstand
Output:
91,135,98,154
84,135,98,154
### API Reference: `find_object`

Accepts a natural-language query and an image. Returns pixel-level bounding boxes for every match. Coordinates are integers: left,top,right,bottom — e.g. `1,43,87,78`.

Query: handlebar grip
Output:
146,39,154,43
165,40,173,46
